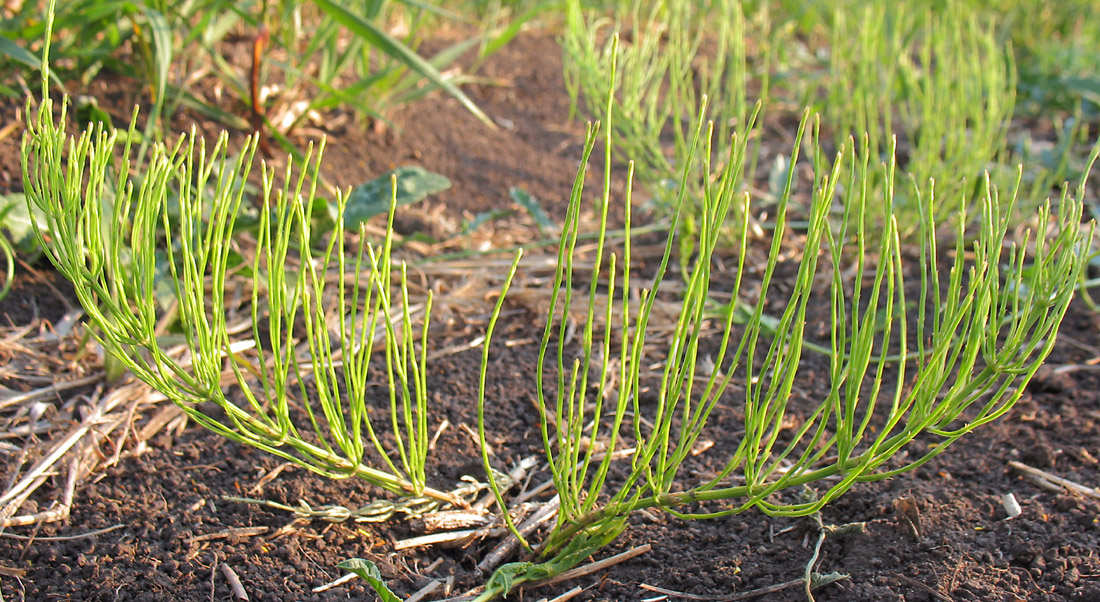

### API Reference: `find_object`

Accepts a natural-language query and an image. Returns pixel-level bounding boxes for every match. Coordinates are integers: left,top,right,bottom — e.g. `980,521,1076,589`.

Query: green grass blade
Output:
0,35,41,70
311,0,495,129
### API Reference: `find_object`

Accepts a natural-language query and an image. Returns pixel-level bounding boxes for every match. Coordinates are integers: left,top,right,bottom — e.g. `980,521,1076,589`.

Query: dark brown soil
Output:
3,27,1100,602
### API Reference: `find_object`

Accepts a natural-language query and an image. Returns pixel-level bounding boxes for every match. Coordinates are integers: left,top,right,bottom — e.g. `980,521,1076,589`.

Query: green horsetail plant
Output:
563,0,773,209
21,7,454,504
476,92,1096,599
824,1,1016,234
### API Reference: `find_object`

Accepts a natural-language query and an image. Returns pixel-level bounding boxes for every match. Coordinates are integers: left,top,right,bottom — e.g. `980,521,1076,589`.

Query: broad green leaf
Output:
510,187,555,233
0,234,12,301
311,0,495,129
0,193,47,252
76,95,112,128
152,250,178,313
337,558,401,602
485,561,538,597
341,166,451,228
731,298,780,335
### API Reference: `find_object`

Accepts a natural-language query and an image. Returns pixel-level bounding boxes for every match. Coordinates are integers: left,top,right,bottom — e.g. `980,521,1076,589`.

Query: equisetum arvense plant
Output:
22,7,456,506
824,0,1016,233
562,0,770,212
20,5,1099,600
474,40,1097,600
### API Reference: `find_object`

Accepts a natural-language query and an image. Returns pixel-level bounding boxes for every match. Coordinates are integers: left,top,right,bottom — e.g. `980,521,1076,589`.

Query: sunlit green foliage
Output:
0,0,497,137
821,1,1015,232
16,2,1100,599
476,93,1097,600
22,89,453,505
562,0,773,204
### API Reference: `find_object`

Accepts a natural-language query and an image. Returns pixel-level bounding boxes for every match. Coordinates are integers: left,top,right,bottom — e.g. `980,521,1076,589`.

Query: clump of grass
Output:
272,0,494,134
561,0,1026,250
475,70,1096,601
1,0,496,145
